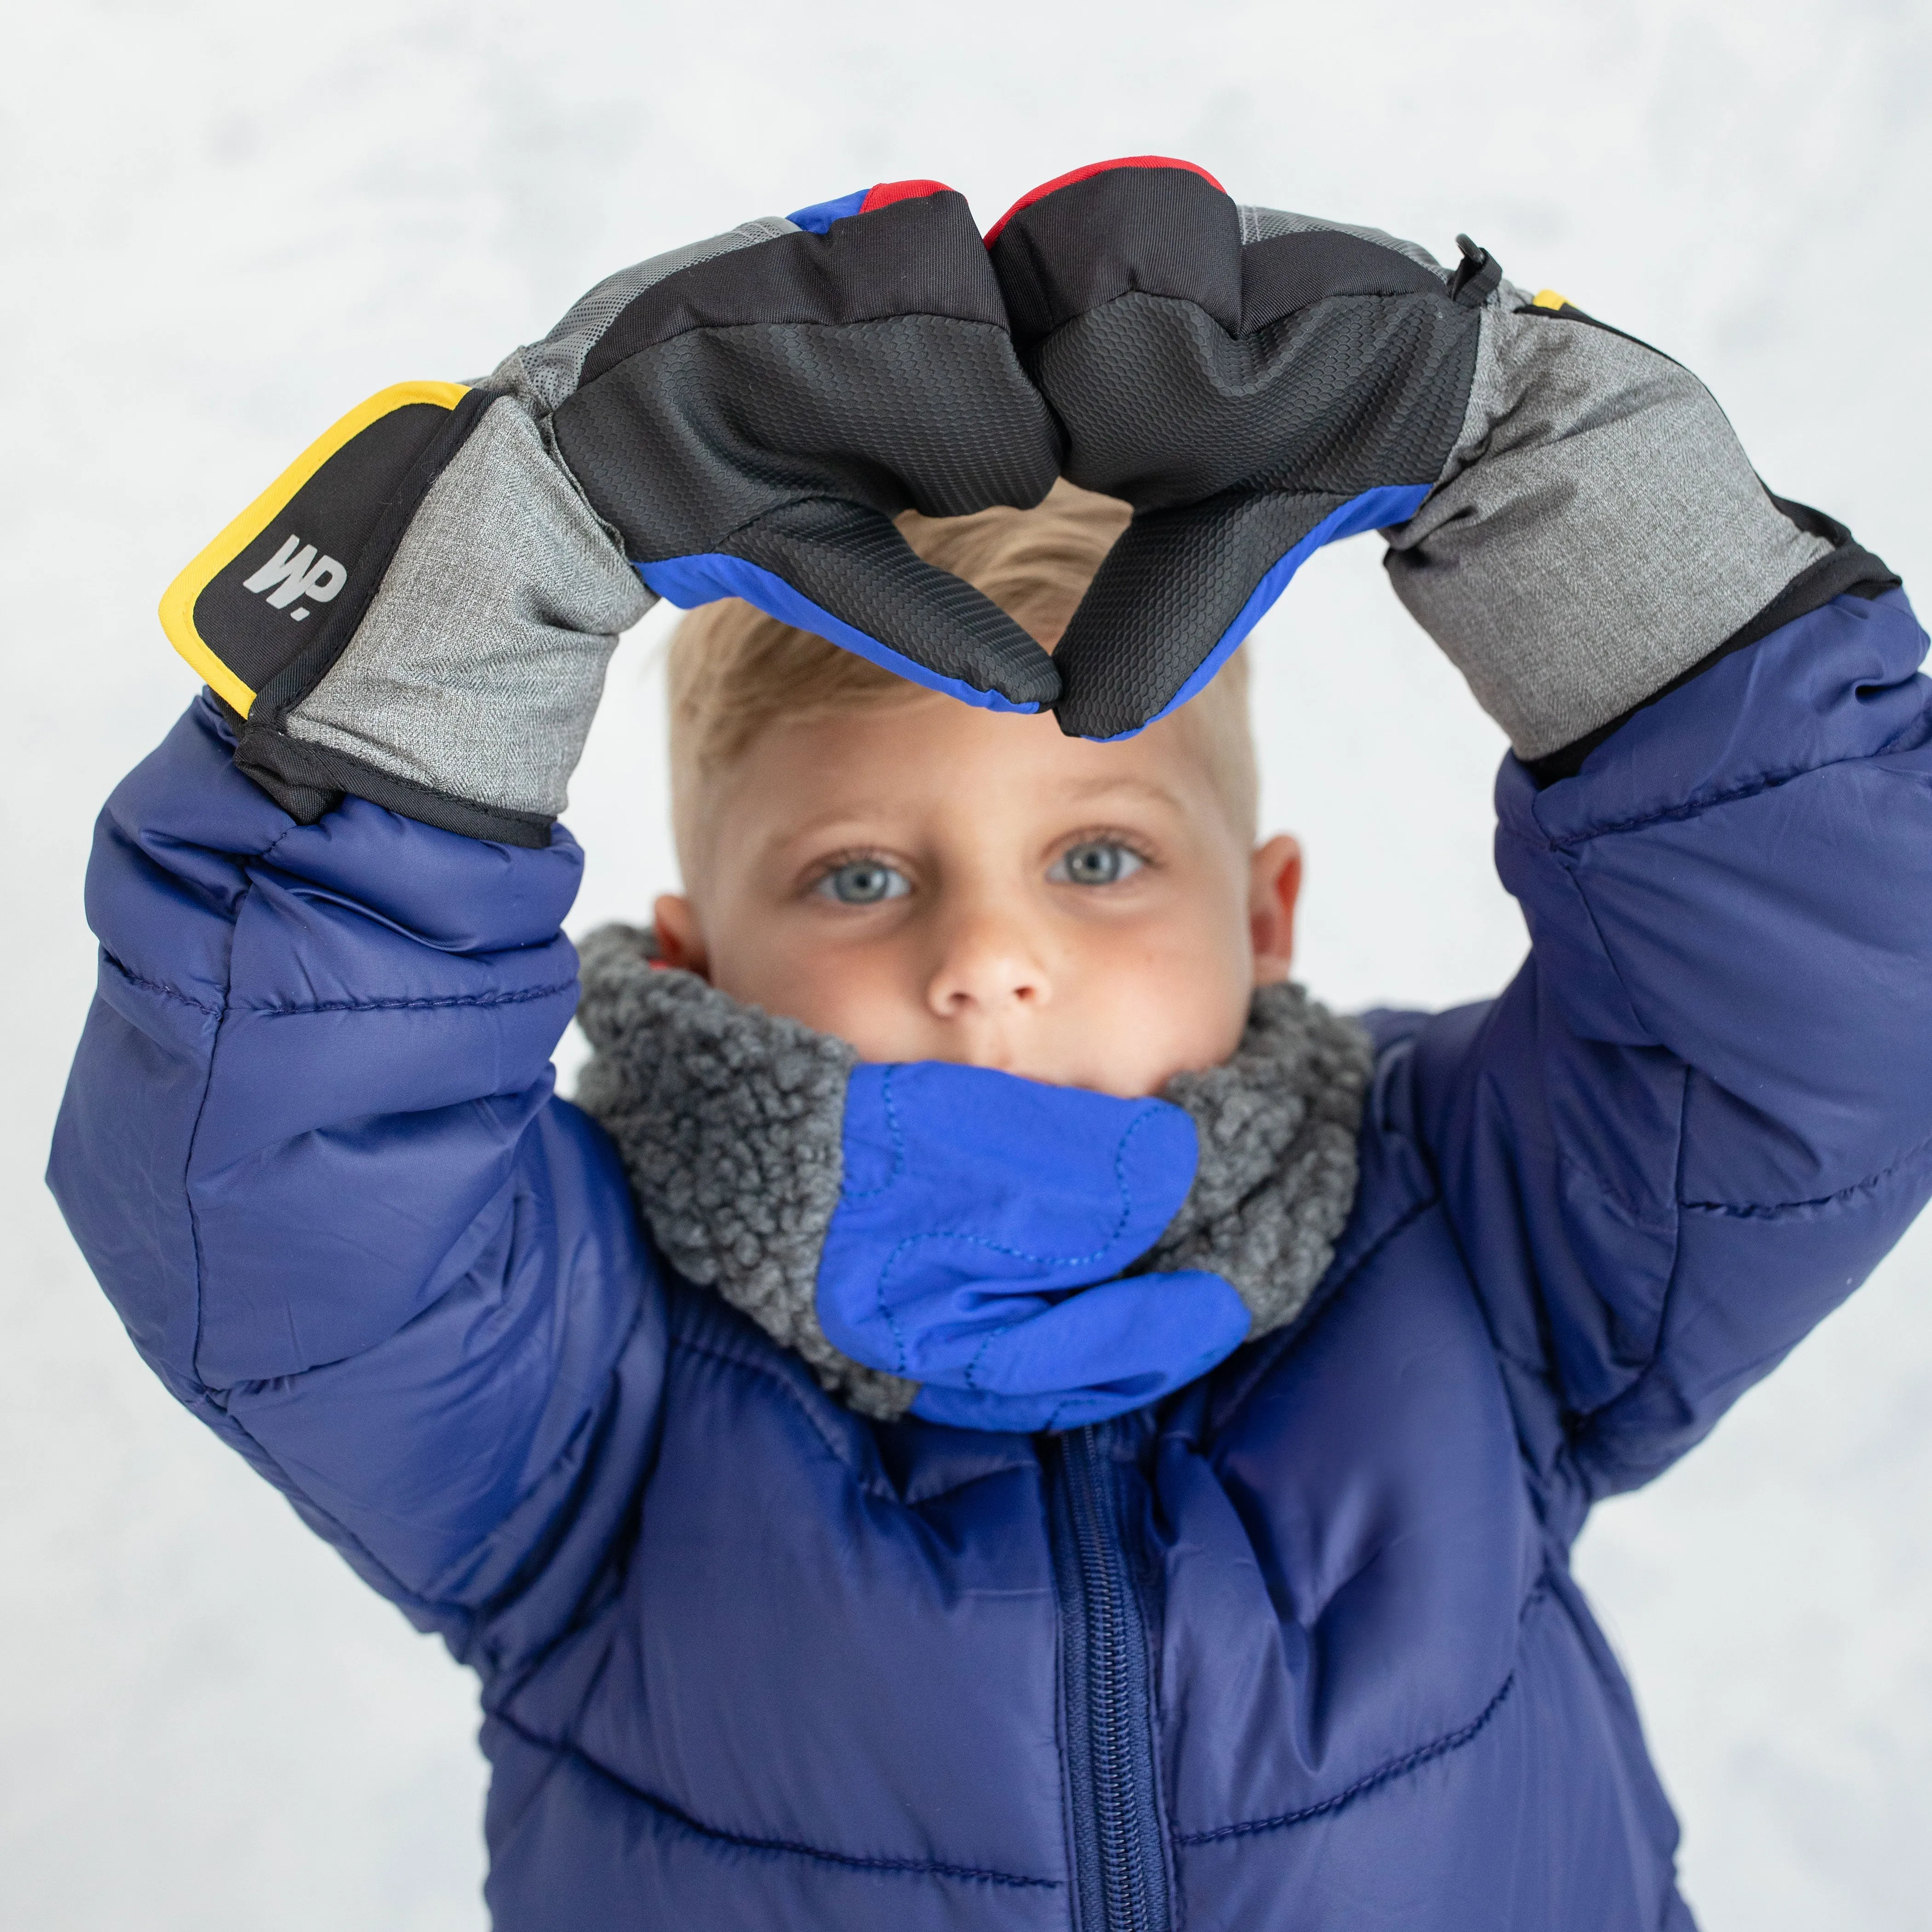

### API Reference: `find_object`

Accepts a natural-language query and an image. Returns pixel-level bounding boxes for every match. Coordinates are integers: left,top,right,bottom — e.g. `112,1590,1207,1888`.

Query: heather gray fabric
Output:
572,925,1372,1423
1231,210,1832,759
1148,981,1374,1334
288,396,650,818
1386,298,1834,759
571,924,914,1420
274,227,816,817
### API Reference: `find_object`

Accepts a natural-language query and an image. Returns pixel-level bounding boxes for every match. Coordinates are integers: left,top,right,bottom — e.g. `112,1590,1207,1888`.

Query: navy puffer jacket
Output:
50,581,1932,1929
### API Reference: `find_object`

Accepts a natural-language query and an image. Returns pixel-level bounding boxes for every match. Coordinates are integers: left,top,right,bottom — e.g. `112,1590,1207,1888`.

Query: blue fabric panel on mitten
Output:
1108,483,1434,740
785,188,871,233
905,1267,1249,1432
819,1062,1251,1431
636,554,1041,713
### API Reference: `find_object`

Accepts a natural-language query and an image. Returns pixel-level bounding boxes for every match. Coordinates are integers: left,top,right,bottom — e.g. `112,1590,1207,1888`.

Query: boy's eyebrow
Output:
1053,775,1192,813
751,807,906,870
750,774,1196,866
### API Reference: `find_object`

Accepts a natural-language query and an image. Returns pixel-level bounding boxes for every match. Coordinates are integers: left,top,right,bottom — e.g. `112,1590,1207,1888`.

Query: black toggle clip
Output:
1448,234,1502,307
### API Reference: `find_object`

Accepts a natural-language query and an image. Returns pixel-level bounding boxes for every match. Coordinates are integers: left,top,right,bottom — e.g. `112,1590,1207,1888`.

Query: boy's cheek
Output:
708,923,927,1059
1062,935,1255,1094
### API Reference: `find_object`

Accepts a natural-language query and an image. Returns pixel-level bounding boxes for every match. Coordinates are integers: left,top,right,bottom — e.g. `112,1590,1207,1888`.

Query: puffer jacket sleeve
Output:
1397,585,1932,1527
47,694,667,1671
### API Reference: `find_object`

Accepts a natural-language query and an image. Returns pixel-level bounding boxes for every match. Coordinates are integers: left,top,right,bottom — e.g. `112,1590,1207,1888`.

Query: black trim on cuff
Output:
232,723,556,847
1527,515,1901,786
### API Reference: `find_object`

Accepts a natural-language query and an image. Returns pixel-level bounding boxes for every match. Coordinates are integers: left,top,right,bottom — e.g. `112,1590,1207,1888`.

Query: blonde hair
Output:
666,481,1257,880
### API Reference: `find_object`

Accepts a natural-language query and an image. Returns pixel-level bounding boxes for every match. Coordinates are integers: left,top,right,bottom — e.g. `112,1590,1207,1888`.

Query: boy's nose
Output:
925,903,1052,1022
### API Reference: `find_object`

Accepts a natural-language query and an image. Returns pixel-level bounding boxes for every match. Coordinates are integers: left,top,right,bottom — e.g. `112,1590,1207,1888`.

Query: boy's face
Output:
654,695,1300,1099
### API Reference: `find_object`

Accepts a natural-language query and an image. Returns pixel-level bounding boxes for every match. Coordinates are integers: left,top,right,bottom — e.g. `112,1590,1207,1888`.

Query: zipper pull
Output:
1448,233,1502,307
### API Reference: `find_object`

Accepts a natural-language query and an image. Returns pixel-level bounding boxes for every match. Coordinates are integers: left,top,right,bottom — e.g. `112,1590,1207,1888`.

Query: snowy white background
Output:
4,1,1930,1925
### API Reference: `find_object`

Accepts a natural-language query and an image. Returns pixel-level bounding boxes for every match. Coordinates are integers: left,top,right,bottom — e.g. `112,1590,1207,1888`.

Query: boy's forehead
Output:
742,698,1216,814
1034,769,1197,815
773,768,1195,839
700,693,1245,879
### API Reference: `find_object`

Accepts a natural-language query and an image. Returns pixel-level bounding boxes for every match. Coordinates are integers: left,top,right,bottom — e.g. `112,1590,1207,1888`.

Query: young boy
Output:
49,163,1932,1930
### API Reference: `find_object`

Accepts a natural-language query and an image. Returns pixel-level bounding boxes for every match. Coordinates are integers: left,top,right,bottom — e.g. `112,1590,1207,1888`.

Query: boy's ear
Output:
651,894,710,978
1248,834,1302,984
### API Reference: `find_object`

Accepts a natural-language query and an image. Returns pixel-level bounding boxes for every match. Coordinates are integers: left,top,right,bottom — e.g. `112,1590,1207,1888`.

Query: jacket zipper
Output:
1047,1422,1172,1932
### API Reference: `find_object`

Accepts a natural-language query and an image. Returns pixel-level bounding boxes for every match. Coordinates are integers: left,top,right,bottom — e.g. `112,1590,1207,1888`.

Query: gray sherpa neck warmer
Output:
573,924,1373,1426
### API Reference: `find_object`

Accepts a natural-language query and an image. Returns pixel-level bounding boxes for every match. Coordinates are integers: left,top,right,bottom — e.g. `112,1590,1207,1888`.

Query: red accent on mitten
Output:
984,157,1226,246
860,178,955,213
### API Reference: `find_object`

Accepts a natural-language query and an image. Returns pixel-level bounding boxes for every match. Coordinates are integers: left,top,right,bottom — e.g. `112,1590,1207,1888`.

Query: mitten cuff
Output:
282,395,650,824
1384,297,1835,761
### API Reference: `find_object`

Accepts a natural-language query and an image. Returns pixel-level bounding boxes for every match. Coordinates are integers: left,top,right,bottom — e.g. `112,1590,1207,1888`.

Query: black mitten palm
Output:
989,158,1476,741
991,158,1870,758
163,181,1062,844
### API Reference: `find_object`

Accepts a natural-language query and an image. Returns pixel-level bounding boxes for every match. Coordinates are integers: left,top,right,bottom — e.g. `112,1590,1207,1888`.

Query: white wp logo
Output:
242,534,347,622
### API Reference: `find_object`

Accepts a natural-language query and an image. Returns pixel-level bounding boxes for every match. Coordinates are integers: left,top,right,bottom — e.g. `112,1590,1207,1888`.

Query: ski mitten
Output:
988,157,1894,761
161,181,1063,845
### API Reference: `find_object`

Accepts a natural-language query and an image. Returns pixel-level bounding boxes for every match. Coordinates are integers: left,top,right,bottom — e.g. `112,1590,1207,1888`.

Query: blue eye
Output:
815,860,911,905
1050,840,1145,887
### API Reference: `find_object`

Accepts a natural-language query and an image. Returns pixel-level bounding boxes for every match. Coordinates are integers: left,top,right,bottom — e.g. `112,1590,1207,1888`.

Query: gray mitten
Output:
987,158,1895,761
161,180,1061,844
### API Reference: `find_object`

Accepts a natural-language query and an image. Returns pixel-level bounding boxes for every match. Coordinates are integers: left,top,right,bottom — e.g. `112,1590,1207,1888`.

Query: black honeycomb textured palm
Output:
560,320,1061,549
1040,289,1478,736
551,196,1066,709
1041,292,1477,509
736,499,1062,703
1055,494,1346,738
990,166,1482,738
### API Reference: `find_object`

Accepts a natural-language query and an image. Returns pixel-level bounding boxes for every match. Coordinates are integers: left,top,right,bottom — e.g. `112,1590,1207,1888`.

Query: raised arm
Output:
989,156,1932,1518
50,695,661,1661
1404,583,1932,1515
49,180,1062,1661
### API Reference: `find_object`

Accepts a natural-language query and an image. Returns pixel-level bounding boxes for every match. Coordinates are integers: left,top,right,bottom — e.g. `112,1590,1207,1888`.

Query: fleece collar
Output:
574,925,1371,1430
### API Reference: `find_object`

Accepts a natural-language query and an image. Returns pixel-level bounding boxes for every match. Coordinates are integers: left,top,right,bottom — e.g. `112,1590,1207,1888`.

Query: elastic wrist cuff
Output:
1526,525,1901,785
234,723,556,846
